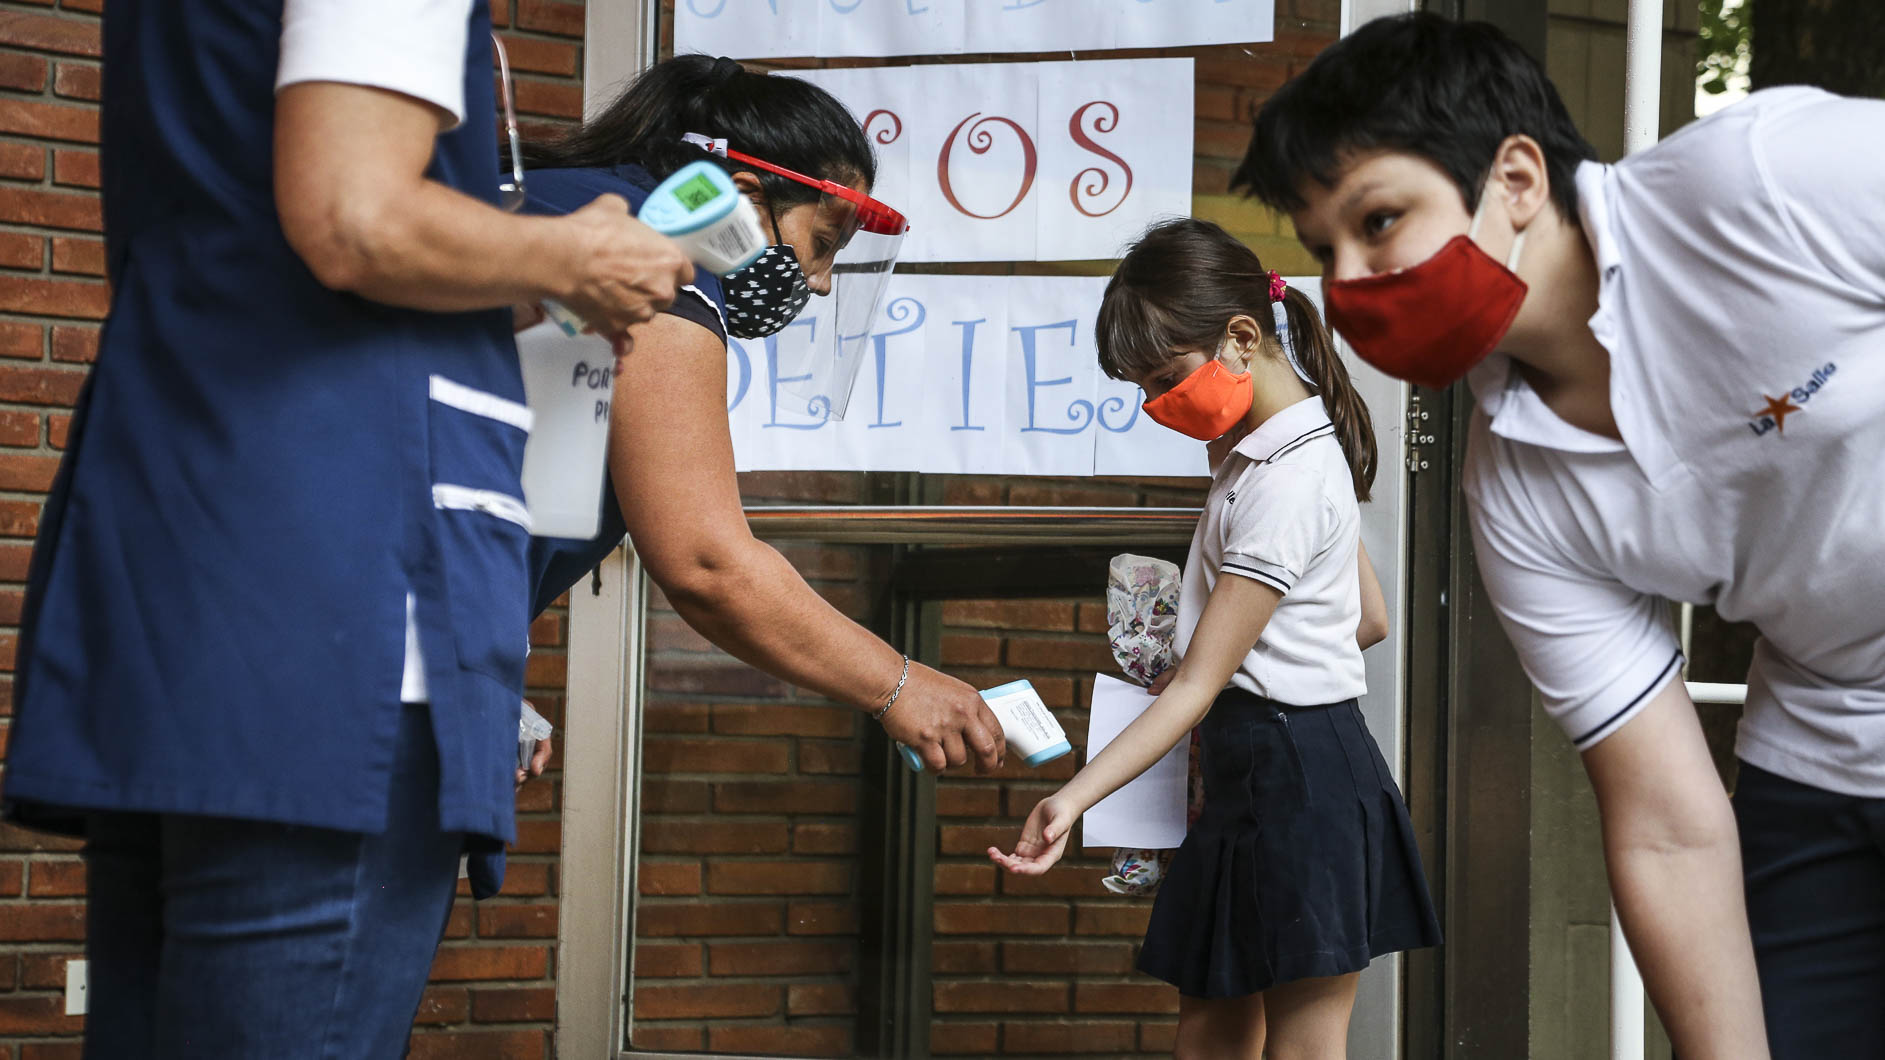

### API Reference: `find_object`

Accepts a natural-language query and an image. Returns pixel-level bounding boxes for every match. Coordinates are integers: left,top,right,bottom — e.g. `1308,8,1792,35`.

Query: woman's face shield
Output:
723,147,908,420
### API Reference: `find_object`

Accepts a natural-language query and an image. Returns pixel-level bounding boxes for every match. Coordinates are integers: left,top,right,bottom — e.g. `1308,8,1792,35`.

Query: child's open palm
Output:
987,795,1076,876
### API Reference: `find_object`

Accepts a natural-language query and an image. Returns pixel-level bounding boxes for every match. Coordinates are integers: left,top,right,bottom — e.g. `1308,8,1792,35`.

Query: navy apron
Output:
4,0,531,850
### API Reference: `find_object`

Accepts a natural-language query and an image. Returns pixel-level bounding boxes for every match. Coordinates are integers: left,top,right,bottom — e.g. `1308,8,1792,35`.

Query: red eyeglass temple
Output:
724,147,909,236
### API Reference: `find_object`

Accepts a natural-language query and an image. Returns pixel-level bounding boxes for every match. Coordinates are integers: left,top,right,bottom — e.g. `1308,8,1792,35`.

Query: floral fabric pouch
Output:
1098,554,1203,896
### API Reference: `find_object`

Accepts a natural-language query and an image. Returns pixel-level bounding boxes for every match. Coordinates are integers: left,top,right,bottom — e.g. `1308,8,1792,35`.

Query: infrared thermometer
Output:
540,160,771,336
897,680,1074,772
639,160,771,276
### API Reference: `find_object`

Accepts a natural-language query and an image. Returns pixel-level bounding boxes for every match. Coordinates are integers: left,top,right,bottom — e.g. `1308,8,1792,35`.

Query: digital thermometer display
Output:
673,172,722,212
639,160,768,277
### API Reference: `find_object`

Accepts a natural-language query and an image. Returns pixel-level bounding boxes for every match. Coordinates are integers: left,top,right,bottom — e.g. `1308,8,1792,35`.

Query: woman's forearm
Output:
275,82,686,331
306,179,578,312
660,536,905,711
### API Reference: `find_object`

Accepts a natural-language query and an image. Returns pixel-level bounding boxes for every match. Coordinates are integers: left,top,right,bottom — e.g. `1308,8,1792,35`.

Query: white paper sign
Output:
721,272,1328,478
1081,673,1189,849
1002,275,1106,476
678,0,1275,58
916,276,1012,474
819,0,965,58
677,0,820,60
794,59,1192,262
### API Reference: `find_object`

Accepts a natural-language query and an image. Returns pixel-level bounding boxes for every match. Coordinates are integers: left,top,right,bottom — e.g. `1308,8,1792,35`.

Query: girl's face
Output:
1131,315,1261,401
1287,149,1475,287
1134,349,1213,404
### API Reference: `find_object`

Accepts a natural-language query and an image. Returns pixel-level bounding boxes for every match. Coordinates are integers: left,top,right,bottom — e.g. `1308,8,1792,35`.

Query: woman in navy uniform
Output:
522,56,1007,778
0,1,689,1054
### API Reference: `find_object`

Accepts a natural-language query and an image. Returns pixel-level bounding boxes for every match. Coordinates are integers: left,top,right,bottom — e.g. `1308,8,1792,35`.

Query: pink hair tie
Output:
1267,270,1287,303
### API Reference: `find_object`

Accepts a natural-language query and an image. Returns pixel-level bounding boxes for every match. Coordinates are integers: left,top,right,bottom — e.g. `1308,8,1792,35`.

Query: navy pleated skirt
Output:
1136,687,1441,998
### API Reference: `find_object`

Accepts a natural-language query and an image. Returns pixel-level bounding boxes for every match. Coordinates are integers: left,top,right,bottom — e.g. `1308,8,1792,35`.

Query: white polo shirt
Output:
1175,397,1368,706
278,0,473,127
1463,88,1885,796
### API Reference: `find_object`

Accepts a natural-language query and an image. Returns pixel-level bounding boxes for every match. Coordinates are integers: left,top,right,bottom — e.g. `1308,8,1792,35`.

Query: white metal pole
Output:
1615,8,1664,1053
1611,903,1648,1060
1623,0,1665,154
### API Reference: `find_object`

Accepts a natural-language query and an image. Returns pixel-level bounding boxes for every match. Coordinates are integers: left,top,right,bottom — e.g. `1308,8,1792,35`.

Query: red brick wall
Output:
929,597,1183,1056
0,2,588,1056
630,472,879,1056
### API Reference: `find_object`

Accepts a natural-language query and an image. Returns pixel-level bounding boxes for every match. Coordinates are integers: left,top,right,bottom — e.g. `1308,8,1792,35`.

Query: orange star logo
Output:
1754,393,1803,435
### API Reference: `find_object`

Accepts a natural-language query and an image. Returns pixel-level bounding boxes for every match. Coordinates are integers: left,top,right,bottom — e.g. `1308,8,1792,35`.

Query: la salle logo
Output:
1749,363,1837,438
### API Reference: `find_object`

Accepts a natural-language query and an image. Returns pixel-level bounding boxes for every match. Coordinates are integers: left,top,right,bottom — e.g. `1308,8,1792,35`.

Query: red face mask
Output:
1324,210,1528,391
1142,357,1253,441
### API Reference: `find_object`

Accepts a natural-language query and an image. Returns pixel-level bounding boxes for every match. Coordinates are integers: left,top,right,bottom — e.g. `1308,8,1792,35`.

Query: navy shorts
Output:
1734,761,1885,1060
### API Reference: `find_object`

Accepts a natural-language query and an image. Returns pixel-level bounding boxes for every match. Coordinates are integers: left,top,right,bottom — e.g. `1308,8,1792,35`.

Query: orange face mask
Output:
1141,358,1254,441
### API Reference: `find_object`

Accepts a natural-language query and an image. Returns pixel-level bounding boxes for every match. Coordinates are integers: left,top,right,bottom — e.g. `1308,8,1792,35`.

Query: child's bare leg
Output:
1261,973,1360,1060
1173,992,1265,1059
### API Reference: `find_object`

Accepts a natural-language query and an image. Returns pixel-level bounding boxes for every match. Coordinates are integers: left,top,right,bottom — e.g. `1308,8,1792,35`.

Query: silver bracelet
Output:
871,655,910,722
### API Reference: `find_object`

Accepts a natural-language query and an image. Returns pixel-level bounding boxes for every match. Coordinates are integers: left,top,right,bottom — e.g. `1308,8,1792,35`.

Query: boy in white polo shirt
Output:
1235,13,1885,1059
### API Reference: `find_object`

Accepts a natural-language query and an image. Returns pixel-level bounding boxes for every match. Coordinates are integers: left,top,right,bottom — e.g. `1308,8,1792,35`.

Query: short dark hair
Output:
1234,13,1596,220
520,55,876,211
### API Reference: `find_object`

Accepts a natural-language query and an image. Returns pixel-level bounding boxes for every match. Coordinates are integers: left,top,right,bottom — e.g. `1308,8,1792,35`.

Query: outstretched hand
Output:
988,795,1077,876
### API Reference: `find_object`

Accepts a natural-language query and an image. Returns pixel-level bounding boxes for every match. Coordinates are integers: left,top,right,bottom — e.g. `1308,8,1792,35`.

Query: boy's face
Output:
1288,149,1475,286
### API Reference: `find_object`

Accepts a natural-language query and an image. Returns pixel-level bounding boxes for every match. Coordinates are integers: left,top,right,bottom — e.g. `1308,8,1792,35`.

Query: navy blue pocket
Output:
425,379,532,684
1207,706,1309,825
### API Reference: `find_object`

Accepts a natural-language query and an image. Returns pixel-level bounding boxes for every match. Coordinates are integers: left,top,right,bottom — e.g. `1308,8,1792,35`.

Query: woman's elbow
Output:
278,194,389,294
648,543,749,616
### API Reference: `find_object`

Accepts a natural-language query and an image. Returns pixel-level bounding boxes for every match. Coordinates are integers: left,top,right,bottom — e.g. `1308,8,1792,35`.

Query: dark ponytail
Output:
1278,284,1376,501
1096,217,1377,501
517,54,876,210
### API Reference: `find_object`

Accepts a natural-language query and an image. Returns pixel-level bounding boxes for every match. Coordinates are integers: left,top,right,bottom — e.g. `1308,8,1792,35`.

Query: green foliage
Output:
1698,0,1752,96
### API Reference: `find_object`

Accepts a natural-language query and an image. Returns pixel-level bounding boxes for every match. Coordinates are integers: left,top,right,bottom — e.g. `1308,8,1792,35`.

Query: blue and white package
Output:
898,679,1073,772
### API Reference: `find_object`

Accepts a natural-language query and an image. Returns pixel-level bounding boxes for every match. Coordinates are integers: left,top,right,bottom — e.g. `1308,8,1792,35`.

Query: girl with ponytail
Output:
991,218,1440,1058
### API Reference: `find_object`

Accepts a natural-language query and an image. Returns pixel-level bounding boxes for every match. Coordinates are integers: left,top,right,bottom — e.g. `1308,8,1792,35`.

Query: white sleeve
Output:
1466,486,1683,751
277,0,475,129
1755,91,1885,298
1219,466,1327,596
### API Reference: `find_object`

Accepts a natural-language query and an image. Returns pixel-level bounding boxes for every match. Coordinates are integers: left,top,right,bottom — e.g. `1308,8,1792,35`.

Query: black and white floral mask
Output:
723,243,813,339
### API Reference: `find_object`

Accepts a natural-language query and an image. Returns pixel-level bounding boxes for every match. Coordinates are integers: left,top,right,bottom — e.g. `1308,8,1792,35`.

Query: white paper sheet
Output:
819,0,966,58
1081,673,1189,849
917,276,1011,474
1113,0,1276,49
1002,275,1106,476
830,281,932,470
679,0,1271,58
674,0,819,59
725,335,763,465
1035,59,1194,262
916,63,1041,263
963,0,1117,54
726,273,1217,478
794,60,1192,263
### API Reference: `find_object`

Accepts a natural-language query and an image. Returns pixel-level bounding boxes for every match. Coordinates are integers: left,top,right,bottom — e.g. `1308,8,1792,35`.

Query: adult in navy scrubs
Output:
523,57,1007,770
0,1,690,1055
